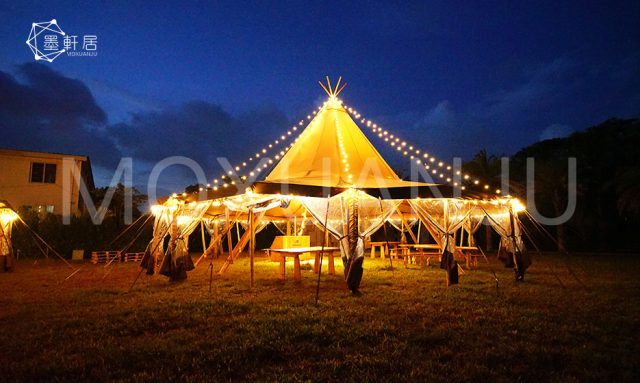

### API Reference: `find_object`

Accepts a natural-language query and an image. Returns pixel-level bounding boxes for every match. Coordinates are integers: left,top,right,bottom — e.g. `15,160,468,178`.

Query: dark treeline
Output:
11,184,149,259
464,118,640,252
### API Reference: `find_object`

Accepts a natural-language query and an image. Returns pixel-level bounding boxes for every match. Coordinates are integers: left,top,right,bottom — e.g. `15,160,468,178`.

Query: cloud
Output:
108,101,290,181
0,63,291,192
0,63,119,167
539,123,573,141
385,57,587,159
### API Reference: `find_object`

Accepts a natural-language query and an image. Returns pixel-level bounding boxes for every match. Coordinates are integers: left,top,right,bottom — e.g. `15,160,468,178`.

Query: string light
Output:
343,104,502,195
194,103,322,196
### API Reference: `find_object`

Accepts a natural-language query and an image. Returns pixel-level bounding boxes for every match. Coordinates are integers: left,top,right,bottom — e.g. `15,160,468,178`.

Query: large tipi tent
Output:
143,78,530,291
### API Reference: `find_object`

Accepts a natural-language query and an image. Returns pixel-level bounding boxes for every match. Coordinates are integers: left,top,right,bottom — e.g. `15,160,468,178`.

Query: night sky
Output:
1,1,638,195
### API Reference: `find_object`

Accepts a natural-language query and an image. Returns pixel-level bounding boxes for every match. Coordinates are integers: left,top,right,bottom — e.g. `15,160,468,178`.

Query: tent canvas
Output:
0,200,18,272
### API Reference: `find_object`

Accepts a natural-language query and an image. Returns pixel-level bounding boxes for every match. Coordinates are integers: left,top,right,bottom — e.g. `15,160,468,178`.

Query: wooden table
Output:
457,245,486,268
403,244,442,267
270,247,340,282
369,241,400,259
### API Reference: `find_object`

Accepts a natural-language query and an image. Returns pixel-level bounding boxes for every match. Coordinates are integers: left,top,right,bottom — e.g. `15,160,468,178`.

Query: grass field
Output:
1,253,639,382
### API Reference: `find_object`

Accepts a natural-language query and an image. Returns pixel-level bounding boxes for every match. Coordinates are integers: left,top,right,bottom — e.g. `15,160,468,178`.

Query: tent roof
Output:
265,98,435,189
0,200,15,211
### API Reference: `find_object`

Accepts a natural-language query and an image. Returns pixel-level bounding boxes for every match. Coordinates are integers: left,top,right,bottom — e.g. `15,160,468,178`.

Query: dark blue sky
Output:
1,1,638,193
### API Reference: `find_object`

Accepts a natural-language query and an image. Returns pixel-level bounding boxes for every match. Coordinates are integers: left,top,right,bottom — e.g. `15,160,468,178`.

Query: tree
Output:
463,149,503,251
91,184,147,230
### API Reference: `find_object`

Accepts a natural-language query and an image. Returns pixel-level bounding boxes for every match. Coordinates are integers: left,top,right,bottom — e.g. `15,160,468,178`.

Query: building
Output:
0,148,94,215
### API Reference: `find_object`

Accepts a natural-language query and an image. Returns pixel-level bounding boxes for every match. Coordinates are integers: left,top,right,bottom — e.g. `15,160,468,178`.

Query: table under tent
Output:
142,79,530,292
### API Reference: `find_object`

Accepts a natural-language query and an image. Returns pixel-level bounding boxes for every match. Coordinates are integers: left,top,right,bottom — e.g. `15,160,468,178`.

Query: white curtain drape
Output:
159,201,212,281
408,199,473,253
300,189,400,291
480,204,525,254
141,209,171,274
0,218,13,272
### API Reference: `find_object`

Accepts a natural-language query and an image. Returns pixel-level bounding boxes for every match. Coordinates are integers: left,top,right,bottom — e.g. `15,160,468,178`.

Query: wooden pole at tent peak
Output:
334,77,342,94
318,81,332,97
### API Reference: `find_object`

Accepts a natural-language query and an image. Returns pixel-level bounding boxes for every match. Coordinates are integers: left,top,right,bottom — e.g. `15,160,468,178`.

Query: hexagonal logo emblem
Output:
26,19,66,62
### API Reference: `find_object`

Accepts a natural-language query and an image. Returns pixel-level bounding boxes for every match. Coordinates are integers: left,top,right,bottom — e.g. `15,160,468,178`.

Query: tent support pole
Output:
394,207,418,244
226,209,233,258
249,210,255,288
315,195,331,306
219,211,265,275
379,198,393,271
200,221,207,257
196,219,235,267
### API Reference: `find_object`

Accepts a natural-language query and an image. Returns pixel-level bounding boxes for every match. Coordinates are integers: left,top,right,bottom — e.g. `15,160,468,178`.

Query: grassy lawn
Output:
1,253,639,382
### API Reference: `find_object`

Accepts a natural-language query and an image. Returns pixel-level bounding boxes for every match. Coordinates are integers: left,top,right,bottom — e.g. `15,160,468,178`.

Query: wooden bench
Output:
369,241,400,259
91,251,145,264
458,246,486,268
91,251,121,264
123,252,145,262
405,244,442,268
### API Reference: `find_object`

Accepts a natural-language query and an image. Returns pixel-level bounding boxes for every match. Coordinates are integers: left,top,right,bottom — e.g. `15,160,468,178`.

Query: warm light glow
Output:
511,198,526,213
150,205,164,216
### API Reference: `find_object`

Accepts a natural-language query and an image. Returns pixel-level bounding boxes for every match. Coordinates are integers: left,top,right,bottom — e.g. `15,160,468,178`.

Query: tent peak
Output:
319,76,347,98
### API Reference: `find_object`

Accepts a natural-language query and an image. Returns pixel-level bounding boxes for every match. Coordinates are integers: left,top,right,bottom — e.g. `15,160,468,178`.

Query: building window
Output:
30,162,57,183
46,205,54,213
